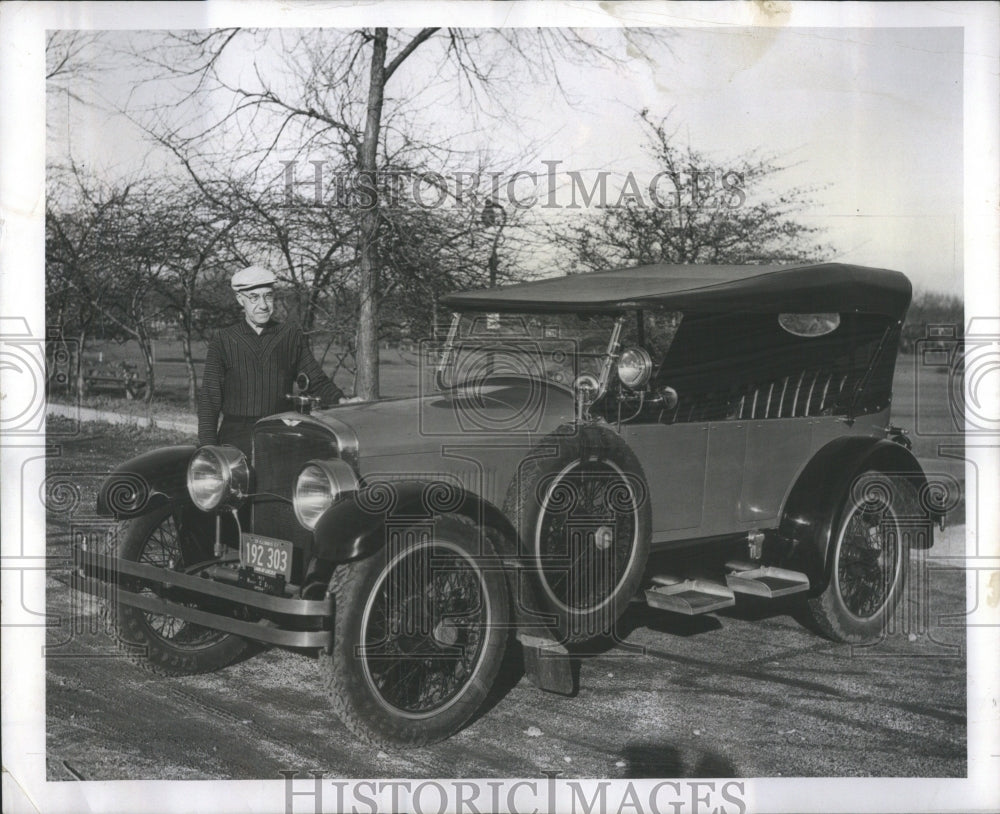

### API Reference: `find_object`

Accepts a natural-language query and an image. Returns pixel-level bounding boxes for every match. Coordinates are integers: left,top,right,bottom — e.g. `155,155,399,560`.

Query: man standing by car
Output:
197,265,350,455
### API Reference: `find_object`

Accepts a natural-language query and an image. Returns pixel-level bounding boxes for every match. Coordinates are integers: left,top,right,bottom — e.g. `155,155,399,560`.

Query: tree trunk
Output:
302,285,321,335
137,333,156,405
183,289,198,409
354,28,388,402
75,328,87,397
182,330,197,410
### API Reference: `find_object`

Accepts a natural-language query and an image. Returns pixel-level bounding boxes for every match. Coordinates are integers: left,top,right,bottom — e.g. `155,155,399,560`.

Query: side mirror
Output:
296,372,310,393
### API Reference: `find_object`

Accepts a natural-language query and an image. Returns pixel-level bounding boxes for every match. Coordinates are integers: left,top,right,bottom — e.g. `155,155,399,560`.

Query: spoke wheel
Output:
361,542,490,717
506,423,651,643
804,471,911,644
106,504,250,675
131,512,223,649
834,506,902,621
535,460,639,614
321,515,510,748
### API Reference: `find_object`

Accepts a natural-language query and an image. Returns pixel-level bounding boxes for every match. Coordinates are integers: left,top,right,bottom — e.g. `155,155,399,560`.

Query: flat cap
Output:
231,265,277,291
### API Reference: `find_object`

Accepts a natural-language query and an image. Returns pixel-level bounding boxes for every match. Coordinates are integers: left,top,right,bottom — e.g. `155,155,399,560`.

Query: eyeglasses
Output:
241,291,275,305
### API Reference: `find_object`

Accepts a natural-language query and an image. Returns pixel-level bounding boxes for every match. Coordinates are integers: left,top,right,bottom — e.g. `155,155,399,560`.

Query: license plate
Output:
240,533,293,580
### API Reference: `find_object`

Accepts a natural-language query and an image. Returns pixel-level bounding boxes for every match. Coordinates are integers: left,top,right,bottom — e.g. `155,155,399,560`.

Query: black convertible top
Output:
440,263,912,319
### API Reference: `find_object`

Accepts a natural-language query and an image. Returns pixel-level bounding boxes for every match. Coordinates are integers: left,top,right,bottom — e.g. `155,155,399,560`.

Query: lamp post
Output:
480,201,507,376
481,200,506,288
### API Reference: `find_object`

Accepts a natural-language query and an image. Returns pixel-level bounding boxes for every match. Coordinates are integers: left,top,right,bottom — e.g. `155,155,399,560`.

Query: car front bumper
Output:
71,546,334,648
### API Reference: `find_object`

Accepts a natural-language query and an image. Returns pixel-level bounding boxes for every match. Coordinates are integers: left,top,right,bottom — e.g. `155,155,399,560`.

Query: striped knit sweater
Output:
197,319,344,445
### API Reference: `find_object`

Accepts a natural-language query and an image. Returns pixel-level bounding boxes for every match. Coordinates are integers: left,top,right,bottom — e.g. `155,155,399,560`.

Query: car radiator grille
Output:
251,423,339,553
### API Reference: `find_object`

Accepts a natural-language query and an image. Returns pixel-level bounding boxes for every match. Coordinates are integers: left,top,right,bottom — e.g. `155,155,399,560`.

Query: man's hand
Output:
339,395,365,404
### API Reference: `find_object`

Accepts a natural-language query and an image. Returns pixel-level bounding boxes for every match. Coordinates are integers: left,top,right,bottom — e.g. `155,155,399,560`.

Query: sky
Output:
47,25,964,295
560,26,964,292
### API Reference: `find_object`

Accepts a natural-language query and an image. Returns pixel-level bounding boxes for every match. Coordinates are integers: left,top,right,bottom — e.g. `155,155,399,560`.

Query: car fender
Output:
312,479,519,563
777,437,932,588
96,445,198,518
311,480,566,629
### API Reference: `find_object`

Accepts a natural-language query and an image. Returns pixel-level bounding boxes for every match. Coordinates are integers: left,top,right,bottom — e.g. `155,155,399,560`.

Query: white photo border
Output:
2,2,997,813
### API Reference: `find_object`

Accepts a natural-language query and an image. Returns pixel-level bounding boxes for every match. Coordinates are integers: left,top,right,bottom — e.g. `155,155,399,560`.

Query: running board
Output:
645,577,735,615
725,561,810,598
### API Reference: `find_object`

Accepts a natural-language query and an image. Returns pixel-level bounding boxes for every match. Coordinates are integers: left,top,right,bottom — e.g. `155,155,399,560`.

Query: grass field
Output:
58,338,966,448
890,353,965,490
62,336,964,414
59,337,425,404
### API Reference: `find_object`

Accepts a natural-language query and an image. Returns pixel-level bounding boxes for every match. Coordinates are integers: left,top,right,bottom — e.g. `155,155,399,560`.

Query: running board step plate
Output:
725,562,810,598
645,579,736,615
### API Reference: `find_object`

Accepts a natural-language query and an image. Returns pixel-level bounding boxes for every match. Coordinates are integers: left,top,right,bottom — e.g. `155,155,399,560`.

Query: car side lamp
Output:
573,374,600,421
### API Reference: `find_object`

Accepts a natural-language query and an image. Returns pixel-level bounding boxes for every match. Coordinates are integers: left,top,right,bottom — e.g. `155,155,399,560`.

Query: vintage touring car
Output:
75,262,942,747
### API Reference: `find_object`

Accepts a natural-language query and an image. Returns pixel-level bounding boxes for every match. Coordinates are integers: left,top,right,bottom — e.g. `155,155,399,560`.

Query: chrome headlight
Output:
617,347,653,389
186,446,249,511
294,458,359,531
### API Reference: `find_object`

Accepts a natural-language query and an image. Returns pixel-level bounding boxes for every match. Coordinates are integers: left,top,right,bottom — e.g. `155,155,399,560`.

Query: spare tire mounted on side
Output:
505,422,652,643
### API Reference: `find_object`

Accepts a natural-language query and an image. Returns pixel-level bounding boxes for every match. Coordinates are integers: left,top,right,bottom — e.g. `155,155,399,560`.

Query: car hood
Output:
312,379,576,457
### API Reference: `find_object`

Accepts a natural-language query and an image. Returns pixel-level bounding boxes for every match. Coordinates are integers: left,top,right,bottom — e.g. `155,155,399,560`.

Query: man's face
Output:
238,287,275,328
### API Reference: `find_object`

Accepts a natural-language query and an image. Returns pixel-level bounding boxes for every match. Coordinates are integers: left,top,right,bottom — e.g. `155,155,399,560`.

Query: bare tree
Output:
349,29,437,398
552,111,830,272
45,184,110,396
151,183,241,407
47,167,175,403
116,27,626,399
46,31,109,96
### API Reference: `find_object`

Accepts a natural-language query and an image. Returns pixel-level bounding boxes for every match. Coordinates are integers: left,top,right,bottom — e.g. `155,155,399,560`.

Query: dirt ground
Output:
43,417,966,781
45,541,966,781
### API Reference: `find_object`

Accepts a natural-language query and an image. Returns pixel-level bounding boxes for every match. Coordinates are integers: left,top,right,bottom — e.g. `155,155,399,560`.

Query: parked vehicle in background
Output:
75,262,941,747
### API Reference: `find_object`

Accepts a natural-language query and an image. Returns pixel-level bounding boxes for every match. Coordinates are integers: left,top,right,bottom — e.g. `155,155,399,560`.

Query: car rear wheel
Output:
805,472,910,643
320,515,510,748
106,504,251,675
506,423,652,643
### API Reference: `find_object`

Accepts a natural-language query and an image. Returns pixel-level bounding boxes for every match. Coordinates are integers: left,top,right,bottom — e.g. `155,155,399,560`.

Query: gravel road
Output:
45,525,966,781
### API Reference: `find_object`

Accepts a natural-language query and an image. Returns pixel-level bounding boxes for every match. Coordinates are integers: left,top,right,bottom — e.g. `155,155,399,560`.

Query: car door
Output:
623,422,709,537
739,417,815,522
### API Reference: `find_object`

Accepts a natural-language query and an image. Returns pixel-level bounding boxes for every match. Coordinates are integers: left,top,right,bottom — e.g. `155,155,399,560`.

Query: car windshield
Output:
437,311,621,391
436,309,683,392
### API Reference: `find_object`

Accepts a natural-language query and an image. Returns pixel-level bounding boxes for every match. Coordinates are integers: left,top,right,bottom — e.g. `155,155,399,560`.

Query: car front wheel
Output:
320,515,510,748
805,472,911,643
107,504,251,675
